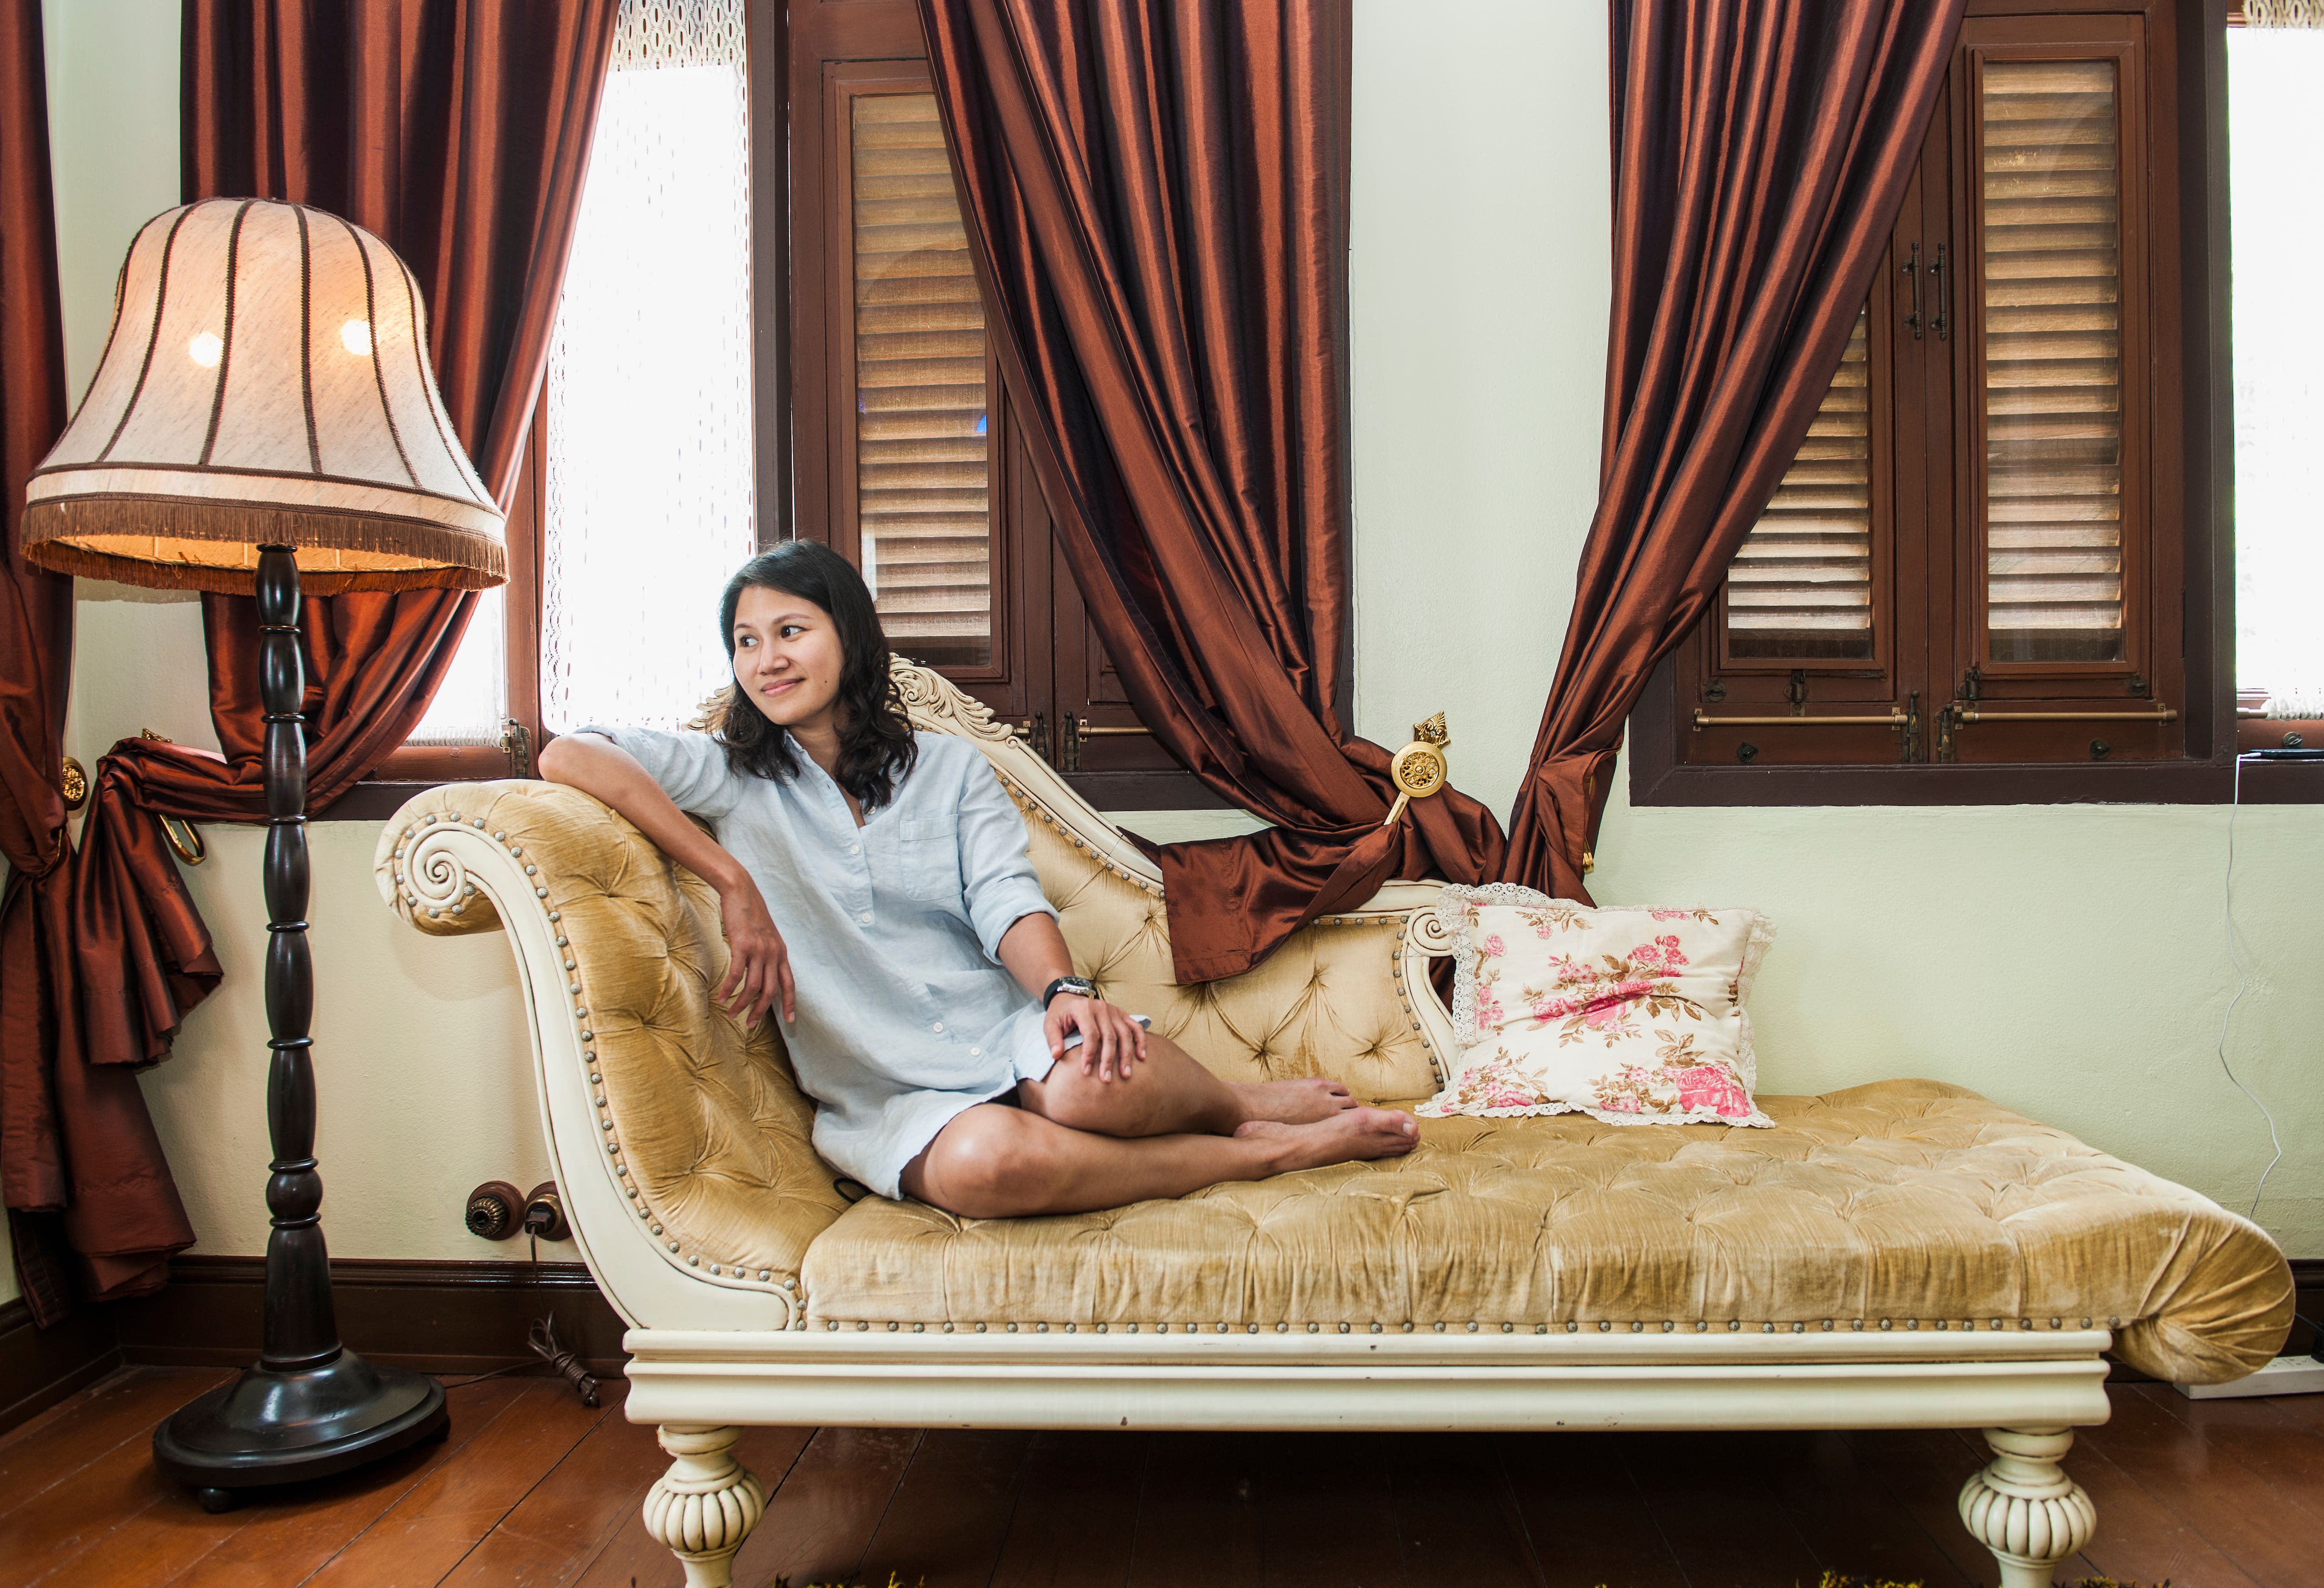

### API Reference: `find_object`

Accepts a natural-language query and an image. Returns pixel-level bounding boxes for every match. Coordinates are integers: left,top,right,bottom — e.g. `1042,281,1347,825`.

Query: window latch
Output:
1010,712,1051,764
499,717,533,779
1059,712,1081,773
1928,241,1950,341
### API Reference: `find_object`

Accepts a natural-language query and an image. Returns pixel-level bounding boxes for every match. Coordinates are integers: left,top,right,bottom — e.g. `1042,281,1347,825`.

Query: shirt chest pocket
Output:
888,816,963,907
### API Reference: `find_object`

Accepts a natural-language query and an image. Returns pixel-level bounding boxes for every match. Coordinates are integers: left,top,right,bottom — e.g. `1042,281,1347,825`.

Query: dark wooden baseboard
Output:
0,1296,124,1438
0,1255,625,1438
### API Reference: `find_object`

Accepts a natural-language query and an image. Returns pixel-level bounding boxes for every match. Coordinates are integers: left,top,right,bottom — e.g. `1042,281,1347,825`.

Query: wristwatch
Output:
1042,975,1098,1009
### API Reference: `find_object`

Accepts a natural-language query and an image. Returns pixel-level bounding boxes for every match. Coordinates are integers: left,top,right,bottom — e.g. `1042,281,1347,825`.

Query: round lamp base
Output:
152,1351,448,1508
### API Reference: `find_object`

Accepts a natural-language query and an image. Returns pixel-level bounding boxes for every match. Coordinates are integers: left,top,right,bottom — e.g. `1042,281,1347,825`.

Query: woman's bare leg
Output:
1017,1031,1354,1139
901,1100,1419,1219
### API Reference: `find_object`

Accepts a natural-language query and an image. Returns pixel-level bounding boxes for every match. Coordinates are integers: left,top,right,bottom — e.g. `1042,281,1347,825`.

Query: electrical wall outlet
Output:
2175,1352,2324,1399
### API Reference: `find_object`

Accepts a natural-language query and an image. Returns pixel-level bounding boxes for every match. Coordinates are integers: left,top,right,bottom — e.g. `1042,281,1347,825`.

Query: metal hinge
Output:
500,717,533,779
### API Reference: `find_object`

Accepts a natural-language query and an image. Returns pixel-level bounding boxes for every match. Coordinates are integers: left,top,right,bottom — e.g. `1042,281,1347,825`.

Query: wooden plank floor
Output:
4,1368,2321,1586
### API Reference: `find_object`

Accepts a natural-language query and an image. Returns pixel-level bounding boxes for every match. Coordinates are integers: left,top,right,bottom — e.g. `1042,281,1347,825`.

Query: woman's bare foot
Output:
1234,1107,1419,1173
1235,1076,1356,1126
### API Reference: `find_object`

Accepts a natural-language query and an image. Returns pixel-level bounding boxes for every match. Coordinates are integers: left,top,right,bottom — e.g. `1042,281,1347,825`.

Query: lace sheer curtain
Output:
2228,25,2324,713
409,0,755,744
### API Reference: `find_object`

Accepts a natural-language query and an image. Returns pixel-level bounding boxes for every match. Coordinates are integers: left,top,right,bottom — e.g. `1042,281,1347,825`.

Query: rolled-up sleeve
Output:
573,724,744,822
954,752,1056,960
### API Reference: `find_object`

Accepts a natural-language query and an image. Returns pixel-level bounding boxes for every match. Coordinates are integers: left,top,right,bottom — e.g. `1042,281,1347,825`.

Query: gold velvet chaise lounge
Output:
376,662,2291,1588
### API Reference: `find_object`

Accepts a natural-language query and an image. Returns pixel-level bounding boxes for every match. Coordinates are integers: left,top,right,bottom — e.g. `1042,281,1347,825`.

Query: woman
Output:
537,543,1418,1219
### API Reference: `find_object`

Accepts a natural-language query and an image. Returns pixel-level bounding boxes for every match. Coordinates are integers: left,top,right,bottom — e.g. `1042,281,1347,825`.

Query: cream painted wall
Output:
33,0,2316,1297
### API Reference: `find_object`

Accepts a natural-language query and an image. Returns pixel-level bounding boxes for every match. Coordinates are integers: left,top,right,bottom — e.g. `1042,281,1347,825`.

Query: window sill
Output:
1629,756,2324,807
321,780,475,823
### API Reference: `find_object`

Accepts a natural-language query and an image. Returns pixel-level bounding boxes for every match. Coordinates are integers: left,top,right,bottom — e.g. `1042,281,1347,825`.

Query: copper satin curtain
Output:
1503,0,1965,900
918,0,1505,983
66,0,617,1078
0,3,196,1321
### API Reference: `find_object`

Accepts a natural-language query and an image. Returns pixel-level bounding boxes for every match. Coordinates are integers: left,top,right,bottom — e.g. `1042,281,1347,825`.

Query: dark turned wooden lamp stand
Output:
20,198,505,1511
150,549,448,1510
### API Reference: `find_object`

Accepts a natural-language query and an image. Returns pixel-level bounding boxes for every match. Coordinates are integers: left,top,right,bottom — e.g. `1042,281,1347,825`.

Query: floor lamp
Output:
20,198,508,1509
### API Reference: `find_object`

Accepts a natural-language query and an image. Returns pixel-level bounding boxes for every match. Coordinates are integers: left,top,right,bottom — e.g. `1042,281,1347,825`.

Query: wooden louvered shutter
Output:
847,92,993,669
1667,5,2186,780
1974,57,2130,666
1724,306,1874,660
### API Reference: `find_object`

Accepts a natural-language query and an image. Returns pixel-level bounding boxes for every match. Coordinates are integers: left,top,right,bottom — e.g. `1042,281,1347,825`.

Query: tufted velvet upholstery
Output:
376,668,2290,1384
383,779,853,1291
799,1079,2292,1384
1001,768,1444,1101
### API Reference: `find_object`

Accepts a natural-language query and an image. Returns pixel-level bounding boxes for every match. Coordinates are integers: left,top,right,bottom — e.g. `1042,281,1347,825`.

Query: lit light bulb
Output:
340,319,373,356
188,331,223,367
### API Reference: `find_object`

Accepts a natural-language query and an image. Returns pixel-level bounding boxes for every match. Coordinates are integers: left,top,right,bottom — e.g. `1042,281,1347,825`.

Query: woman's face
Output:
731,583,845,732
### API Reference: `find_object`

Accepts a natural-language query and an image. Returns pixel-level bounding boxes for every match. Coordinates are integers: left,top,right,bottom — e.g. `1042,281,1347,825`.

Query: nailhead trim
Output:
406,804,802,1310
799,1314,2123,1336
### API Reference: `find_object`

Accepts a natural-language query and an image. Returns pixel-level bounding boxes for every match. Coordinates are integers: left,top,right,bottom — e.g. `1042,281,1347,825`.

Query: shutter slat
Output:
1980,58,2125,659
850,92,991,666
1723,306,1874,659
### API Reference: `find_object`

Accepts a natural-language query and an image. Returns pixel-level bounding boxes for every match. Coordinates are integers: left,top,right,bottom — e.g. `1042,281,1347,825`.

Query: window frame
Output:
1631,0,2302,807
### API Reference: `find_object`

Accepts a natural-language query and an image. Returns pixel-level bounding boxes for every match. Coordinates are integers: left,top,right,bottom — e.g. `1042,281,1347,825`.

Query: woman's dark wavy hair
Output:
697,541,917,809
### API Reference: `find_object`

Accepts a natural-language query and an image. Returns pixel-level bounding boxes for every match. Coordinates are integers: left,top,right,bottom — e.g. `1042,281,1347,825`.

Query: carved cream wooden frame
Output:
380,662,2111,1588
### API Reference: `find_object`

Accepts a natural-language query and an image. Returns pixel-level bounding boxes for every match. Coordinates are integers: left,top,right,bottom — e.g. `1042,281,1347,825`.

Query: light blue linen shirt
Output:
578,724,1060,1199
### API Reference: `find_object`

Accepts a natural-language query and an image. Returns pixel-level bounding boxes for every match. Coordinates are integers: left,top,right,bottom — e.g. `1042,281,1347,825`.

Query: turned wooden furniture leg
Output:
1958,1426,2098,1588
643,1425,766,1588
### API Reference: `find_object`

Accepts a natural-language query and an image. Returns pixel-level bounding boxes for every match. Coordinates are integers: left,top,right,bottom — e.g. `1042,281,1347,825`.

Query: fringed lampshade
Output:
21,197,504,593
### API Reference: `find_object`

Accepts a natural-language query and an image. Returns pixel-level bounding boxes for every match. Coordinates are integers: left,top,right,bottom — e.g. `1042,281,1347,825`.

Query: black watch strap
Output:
1043,975,1097,1008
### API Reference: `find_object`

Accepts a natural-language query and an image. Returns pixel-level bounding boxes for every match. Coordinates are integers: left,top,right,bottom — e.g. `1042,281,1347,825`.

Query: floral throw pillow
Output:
1415,883,1776,1128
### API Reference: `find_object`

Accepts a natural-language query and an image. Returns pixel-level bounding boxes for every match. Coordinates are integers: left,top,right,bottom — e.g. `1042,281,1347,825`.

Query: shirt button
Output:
848,843,860,855
970,1047,983,1058
932,1021,945,1034
858,910,872,924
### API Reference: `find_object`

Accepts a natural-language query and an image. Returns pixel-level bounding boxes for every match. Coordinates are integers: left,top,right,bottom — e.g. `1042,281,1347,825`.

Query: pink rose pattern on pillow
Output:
1418,885,1774,1128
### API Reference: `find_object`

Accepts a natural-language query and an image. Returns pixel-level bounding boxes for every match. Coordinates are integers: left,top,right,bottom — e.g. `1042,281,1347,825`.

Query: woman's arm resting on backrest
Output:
536,733,795,1027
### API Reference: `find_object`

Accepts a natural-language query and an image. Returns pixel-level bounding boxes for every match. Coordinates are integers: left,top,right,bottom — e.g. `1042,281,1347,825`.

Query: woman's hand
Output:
1046,994,1148,1081
716,876,795,1029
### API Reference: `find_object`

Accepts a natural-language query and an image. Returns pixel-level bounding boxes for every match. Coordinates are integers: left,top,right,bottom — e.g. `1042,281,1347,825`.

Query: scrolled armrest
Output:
374,780,847,1324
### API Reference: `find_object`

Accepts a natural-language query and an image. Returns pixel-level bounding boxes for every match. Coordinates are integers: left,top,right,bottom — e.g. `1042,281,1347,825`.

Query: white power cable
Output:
2218,752,2285,1221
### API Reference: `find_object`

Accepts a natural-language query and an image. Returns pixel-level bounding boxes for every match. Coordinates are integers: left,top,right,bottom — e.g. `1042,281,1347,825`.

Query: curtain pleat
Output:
1502,0,1966,900
918,0,1506,983
0,0,196,1318
62,0,619,1083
